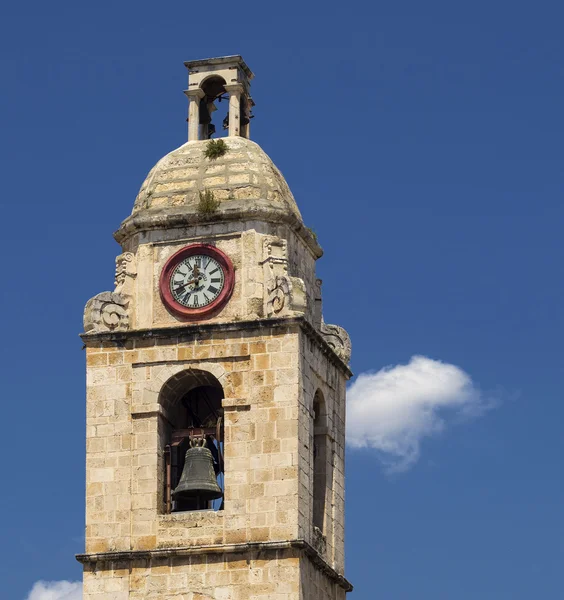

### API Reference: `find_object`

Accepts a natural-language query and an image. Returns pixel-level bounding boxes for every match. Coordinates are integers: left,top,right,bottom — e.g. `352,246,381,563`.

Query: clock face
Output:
170,255,225,308
159,244,234,319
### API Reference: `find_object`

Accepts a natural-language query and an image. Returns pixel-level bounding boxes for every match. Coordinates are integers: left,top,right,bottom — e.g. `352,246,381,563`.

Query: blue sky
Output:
1,0,562,598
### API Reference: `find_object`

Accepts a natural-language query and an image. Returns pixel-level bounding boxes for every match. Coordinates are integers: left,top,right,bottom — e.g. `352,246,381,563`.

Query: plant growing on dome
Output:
197,190,221,216
204,139,228,160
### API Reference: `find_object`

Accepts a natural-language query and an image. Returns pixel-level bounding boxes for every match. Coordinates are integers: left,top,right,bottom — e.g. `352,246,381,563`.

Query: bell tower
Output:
77,55,353,600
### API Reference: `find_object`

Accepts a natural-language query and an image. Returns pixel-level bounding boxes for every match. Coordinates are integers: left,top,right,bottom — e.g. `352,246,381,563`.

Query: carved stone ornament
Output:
319,320,352,364
114,251,136,294
312,525,327,556
261,237,288,275
83,292,130,333
265,275,306,317
313,278,323,329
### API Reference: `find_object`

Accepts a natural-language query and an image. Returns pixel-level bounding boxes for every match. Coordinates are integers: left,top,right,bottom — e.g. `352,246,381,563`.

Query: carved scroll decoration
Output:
83,292,130,333
83,252,137,333
261,235,307,317
319,320,352,364
265,275,306,317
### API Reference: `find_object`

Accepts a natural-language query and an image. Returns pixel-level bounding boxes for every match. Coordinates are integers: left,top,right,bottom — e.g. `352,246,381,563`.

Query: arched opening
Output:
159,369,224,513
312,390,328,532
199,75,229,140
196,75,253,140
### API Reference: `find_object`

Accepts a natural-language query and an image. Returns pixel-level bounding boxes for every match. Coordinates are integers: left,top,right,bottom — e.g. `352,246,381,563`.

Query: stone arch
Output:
159,368,224,416
200,74,227,93
153,364,230,514
312,388,329,532
134,361,230,415
199,75,228,139
313,389,328,430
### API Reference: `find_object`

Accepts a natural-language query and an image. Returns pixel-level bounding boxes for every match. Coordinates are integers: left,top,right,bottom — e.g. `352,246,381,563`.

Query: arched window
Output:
196,74,253,140
312,390,328,532
199,75,228,140
159,369,224,513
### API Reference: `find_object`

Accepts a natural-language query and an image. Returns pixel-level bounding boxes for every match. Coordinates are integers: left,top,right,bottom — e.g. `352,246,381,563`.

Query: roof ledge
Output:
114,205,323,258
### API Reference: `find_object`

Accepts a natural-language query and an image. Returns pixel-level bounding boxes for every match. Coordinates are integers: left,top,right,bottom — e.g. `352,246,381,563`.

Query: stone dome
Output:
114,137,315,248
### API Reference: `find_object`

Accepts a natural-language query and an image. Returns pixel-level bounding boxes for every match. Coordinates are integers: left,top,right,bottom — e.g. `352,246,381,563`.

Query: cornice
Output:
113,205,323,260
76,539,353,592
80,316,352,378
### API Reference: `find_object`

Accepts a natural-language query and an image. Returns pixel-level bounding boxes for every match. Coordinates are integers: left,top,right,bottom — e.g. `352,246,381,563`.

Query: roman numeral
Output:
208,286,218,295
209,268,219,275
211,278,221,283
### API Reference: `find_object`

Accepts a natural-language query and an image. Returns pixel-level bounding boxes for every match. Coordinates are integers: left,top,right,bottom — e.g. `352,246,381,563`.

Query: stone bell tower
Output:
77,55,353,600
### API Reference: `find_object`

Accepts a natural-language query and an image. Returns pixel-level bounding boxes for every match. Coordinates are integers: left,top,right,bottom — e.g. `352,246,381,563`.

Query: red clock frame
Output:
159,243,235,320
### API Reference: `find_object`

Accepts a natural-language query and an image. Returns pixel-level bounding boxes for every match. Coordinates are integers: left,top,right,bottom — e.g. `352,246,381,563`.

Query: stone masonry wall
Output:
298,332,347,574
299,557,347,600
118,222,319,332
83,548,301,600
84,324,303,555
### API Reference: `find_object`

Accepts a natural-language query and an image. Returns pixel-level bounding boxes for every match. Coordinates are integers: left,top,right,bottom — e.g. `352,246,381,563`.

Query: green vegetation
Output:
197,190,221,216
204,138,228,159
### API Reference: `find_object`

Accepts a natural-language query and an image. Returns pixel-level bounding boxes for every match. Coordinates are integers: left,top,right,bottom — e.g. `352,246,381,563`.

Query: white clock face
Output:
170,255,225,308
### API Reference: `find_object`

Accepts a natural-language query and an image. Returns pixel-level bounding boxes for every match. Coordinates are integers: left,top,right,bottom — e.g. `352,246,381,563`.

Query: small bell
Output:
199,99,212,125
172,438,223,502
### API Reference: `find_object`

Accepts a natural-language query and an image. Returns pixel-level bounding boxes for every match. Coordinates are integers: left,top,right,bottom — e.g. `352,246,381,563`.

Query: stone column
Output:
224,84,244,137
184,88,205,142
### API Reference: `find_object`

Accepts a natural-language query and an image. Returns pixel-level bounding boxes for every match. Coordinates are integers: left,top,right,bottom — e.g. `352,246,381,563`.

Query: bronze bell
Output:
172,438,223,502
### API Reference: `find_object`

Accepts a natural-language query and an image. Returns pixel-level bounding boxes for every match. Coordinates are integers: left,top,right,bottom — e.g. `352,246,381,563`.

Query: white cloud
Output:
346,355,498,472
26,581,82,600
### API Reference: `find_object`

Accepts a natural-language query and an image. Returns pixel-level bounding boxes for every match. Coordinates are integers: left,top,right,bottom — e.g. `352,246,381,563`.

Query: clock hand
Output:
174,277,199,292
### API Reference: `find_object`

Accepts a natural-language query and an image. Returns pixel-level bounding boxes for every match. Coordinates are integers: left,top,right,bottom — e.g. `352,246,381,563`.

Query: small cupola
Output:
184,55,254,141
